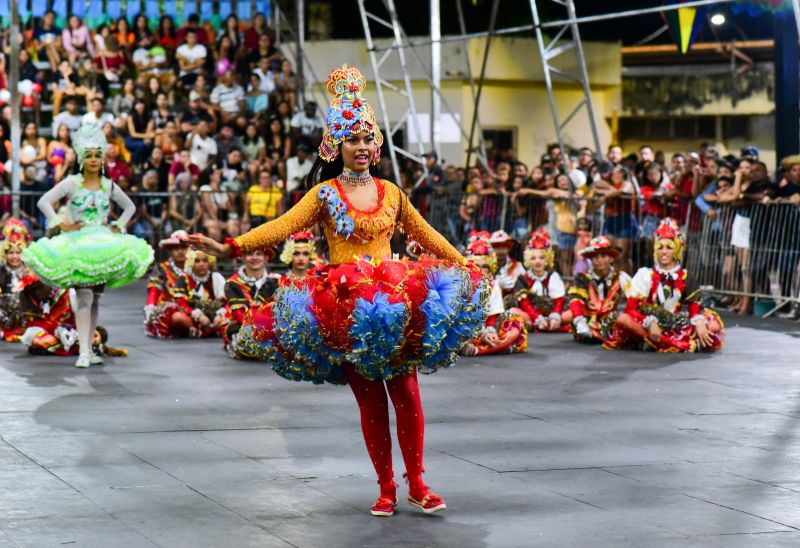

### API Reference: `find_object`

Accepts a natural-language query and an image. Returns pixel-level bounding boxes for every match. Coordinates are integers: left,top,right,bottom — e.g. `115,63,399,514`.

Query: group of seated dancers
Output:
0,215,724,360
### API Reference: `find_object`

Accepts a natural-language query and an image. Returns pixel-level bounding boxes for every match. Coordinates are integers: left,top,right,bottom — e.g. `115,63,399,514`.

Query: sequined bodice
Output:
68,174,112,225
236,178,464,265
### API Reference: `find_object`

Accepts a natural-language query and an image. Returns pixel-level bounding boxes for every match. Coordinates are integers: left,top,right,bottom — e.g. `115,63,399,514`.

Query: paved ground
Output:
2,281,800,547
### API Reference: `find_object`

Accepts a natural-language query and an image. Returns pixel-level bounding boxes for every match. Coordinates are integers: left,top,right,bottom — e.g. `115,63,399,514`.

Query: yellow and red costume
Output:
566,236,625,342
172,251,227,339
605,219,725,352
144,231,189,338
461,232,527,356
222,246,279,359
0,219,33,342
229,65,487,517
513,229,569,333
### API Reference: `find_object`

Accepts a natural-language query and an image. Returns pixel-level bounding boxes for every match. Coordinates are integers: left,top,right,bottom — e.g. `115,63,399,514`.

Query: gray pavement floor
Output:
2,280,800,547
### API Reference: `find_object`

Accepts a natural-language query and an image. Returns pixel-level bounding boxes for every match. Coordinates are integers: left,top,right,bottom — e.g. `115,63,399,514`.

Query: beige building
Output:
299,36,622,166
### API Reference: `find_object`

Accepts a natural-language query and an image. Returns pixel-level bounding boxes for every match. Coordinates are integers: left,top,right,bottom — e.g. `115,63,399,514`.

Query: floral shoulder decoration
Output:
318,185,355,238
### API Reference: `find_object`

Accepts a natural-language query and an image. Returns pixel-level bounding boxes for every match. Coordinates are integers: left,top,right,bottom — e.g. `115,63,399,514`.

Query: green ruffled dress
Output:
23,175,154,288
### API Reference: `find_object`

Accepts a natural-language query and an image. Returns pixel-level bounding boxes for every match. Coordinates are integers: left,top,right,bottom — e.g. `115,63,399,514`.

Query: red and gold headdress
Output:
464,230,497,274
0,218,31,261
280,231,318,264
578,235,622,259
653,217,685,263
319,64,384,164
523,228,555,270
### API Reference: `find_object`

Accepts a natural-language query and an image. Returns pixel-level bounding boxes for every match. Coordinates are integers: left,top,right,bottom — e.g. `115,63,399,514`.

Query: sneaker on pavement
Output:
74,355,91,368
407,492,446,514
370,496,397,517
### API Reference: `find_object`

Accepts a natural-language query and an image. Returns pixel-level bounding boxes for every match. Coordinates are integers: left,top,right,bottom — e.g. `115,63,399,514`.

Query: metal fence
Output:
5,187,800,312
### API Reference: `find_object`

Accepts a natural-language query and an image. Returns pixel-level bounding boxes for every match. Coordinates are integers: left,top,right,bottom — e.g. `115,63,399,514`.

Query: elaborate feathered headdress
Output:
319,65,384,164
653,217,685,263
73,122,108,169
0,218,31,261
464,230,497,274
523,228,555,270
280,231,318,264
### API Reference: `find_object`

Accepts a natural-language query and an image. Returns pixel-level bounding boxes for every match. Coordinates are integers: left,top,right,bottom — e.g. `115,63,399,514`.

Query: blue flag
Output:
32,0,47,18
145,0,160,20
237,0,251,21
219,0,231,20
107,0,121,20
70,0,84,17
200,1,213,21
127,0,141,20
255,0,270,18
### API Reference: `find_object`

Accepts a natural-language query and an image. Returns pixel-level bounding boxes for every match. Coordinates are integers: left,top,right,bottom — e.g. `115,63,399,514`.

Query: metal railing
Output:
5,187,800,312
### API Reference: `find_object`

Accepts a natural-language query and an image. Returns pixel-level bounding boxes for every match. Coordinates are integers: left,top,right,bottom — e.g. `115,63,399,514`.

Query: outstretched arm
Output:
188,185,321,258
397,186,466,265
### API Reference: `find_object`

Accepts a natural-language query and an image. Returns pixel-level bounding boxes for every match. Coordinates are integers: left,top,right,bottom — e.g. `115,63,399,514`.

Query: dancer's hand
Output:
185,234,231,258
485,332,500,346
648,322,662,343
695,322,713,348
60,221,83,232
198,314,211,327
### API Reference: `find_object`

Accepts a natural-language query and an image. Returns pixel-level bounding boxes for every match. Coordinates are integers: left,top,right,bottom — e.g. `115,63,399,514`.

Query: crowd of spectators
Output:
0,11,798,317
0,10,324,248
405,143,800,318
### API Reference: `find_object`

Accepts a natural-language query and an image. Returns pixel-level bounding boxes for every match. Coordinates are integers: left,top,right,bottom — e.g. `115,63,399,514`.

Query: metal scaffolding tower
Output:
356,0,429,185
529,0,602,159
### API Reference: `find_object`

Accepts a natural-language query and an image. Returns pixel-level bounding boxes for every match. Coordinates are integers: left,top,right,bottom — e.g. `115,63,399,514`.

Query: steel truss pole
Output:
529,0,602,161
357,0,428,186
274,2,327,110
430,0,441,159
10,0,21,218
454,0,487,167
466,0,500,171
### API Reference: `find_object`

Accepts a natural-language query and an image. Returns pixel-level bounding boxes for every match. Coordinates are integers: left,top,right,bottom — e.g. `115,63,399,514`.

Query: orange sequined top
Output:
234,178,465,266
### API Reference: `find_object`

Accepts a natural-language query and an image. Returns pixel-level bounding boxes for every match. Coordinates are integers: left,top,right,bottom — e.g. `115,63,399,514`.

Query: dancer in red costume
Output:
460,231,527,356
172,250,227,338
188,65,487,517
489,230,524,298
17,275,125,357
564,236,628,343
279,231,318,285
144,230,191,338
0,219,33,342
223,247,278,359
512,229,569,332
605,218,724,352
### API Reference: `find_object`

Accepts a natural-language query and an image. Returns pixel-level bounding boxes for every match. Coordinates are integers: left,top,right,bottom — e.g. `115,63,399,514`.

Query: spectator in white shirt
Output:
81,96,115,127
51,98,83,138
285,144,312,197
176,30,207,87
252,56,276,94
186,120,218,171
210,70,245,124
290,101,323,149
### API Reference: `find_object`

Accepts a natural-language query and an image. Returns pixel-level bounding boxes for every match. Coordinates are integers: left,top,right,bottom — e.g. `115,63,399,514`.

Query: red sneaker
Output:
407,492,447,514
370,496,397,517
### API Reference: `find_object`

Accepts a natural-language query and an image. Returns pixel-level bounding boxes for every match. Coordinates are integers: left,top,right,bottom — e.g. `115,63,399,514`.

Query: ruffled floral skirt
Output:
237,257,489,384
23,225,154,289
604,308,725,352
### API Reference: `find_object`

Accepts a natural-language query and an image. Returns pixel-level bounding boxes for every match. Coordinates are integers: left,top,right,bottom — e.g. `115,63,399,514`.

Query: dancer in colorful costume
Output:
17,275,125,357
564,236,625,343
460,231,527,356
279,231,318,284
512,229,568,332
0,219,33,342
22,123,153,367
188,64,487,517
489,230,524,298
144,230,191,338
605,218,724,352
223,246,278,359
172,249,227,338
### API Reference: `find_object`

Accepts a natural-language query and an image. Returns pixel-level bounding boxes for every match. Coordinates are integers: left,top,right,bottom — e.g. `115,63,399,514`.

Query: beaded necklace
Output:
337,168,373,187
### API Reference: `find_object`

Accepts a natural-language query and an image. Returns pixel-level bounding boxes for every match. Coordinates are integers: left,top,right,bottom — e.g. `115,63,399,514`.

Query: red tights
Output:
343,365,427,499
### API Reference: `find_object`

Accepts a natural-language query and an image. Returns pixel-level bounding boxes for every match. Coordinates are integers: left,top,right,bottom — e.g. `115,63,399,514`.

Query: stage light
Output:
710,13,726,26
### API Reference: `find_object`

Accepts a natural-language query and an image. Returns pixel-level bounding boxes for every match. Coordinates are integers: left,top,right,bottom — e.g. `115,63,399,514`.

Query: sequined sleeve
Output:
396,186,466,265
235,185,321,254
